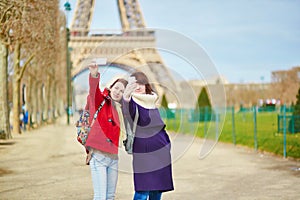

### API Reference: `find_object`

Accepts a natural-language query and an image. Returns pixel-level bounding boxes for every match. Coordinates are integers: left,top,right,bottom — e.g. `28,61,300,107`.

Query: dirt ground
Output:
0,117,299,200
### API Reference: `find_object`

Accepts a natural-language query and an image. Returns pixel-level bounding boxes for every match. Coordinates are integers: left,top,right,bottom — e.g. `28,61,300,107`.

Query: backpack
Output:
75,99,106,145
75,110,90,145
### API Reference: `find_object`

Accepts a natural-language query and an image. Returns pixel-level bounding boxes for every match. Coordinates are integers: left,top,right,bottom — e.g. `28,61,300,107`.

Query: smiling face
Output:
130,72,153,95
134,83,146,94
110,82,126,102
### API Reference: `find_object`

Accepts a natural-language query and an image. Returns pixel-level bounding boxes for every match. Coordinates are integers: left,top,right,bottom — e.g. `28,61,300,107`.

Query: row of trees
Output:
291,87,300,132
225,68,300,108
0,0,68,139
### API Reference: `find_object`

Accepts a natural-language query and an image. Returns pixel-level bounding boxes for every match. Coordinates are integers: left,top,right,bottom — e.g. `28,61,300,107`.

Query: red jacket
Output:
85,73,120,154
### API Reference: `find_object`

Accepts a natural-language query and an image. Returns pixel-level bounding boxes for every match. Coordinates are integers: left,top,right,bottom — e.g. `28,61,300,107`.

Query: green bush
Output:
289,86,300,133
194,87,213,121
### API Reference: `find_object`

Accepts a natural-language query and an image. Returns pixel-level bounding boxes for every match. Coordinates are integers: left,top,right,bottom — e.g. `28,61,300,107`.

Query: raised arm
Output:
88,63,103,108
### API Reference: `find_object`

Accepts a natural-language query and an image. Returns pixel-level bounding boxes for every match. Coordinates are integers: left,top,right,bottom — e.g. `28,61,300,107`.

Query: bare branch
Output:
19,52,35,80
0,5,13,24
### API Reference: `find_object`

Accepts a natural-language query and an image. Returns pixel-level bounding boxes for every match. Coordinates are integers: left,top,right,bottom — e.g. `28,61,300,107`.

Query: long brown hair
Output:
107,78,128,100
109,78,128,89
130,72,153,94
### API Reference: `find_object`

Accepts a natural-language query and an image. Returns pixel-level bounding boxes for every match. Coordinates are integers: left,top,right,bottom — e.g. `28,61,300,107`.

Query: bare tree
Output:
271,67,300,105
0,43,11,139
0,0,22,138
1,0,63,134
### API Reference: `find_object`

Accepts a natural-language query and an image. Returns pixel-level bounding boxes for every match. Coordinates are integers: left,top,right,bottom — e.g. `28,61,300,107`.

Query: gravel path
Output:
0,118,299,200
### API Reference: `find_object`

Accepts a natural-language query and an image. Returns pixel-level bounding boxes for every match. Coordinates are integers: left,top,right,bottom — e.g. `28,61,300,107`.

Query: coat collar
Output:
132,92,158,109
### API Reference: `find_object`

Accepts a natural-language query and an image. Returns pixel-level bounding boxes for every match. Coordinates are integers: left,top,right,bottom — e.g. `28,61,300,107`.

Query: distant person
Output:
85,62,127,200
123,71,174,200
22,104,29,131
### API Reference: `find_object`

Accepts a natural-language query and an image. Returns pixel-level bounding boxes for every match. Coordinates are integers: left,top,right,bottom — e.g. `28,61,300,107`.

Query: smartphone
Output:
128,76,136,84
88,58,107,67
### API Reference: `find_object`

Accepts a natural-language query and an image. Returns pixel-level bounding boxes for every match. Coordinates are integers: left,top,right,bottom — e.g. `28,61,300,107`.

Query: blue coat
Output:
123,93,174,192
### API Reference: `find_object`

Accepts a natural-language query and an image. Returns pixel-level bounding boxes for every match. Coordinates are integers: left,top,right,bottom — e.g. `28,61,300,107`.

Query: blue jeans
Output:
89,152,118,200
133,191,162,200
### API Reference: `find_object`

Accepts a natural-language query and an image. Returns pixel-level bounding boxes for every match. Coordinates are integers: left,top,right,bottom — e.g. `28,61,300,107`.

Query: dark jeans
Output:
133,191,162,200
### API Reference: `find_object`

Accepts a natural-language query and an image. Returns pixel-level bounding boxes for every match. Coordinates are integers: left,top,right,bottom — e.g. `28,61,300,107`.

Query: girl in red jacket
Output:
86,63,127,200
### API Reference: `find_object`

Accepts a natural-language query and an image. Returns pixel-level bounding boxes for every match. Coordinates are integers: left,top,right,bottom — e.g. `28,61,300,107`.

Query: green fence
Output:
159,106,300,159
278,114,300,134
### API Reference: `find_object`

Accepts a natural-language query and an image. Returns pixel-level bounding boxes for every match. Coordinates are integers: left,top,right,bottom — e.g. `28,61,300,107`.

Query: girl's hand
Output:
88,62,98,77
123,77,137,101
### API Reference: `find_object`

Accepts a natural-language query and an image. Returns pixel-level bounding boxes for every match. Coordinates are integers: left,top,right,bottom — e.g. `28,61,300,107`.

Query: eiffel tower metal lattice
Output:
69,0,177,95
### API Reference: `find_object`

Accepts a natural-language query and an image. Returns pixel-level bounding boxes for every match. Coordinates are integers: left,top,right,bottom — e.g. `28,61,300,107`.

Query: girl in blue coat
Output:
123,72,174,200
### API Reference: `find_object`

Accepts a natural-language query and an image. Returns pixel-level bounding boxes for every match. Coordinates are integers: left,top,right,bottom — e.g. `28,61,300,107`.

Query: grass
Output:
162,110,300,159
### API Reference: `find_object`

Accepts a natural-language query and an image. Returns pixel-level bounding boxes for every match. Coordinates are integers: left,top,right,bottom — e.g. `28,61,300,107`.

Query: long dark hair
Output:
109,78,128,89
106,78,128,100
130,71,153,94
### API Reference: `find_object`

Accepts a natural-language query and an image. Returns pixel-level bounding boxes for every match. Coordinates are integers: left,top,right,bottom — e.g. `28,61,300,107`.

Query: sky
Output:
60,0,300,84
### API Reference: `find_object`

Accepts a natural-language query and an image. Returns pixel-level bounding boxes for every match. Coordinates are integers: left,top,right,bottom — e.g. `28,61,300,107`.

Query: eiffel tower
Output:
69,0,177,96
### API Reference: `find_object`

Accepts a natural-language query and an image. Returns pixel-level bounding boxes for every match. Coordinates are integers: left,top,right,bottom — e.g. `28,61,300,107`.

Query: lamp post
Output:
64,1,71,125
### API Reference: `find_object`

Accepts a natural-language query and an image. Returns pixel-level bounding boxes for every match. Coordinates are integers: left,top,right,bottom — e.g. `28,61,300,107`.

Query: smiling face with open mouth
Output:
110,81,125,102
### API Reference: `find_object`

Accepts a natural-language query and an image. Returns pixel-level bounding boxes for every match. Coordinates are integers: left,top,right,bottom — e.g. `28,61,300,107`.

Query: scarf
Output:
132,92,159,109
114,101,126,147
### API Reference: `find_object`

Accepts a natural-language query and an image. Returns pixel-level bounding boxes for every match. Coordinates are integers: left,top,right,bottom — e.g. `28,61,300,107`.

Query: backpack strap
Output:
90,99,106,128
132,105,139,133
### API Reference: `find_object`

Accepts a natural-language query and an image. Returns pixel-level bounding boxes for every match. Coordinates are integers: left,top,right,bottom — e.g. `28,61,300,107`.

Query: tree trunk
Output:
31,79,38,128
27,75,32,130
12,42,22,134
50,77,56,121
53,81,58,119
0,42,12,139
44,74,51,123
38,83,44,125
54,82,62,117
12,41,35,133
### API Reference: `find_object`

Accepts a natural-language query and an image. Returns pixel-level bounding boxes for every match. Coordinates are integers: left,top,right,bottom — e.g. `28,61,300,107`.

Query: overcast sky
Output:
61,0,300,84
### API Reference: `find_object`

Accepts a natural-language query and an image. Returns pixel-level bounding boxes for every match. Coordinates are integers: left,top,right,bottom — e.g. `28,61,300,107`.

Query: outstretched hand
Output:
88,62,98,77
123,76,137,101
